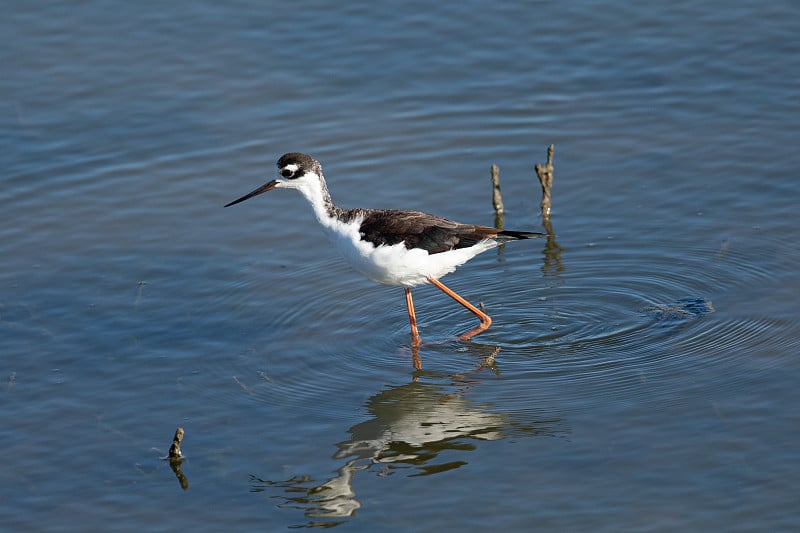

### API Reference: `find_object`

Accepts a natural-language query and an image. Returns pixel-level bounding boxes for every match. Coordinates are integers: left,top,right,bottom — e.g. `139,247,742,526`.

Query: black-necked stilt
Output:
225,153,543,349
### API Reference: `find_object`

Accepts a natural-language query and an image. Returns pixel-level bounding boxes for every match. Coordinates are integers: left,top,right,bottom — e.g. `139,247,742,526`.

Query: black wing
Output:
355,209,500,255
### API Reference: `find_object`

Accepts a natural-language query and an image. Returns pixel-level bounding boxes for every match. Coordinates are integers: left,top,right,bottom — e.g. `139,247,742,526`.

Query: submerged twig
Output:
165,426,189,489
533,144,563,274
486,145,560,274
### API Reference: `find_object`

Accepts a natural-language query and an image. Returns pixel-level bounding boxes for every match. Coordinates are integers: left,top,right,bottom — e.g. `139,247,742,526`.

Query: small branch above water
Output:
490,164,504,214
168,427,184,459
535,144,555,219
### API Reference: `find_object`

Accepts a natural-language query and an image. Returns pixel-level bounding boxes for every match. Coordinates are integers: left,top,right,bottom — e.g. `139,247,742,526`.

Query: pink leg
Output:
427,277,492,340
405,287,422,346
404,287,423,370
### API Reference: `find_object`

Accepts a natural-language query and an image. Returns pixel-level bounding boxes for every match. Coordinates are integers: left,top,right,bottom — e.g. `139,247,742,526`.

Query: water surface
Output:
2,1,799,531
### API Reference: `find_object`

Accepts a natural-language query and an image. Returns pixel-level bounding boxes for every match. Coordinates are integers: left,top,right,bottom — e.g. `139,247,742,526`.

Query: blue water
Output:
2,1,799,531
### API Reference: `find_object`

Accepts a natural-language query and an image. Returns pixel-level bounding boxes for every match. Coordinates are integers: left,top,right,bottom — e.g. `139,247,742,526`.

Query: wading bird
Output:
225,153,542,350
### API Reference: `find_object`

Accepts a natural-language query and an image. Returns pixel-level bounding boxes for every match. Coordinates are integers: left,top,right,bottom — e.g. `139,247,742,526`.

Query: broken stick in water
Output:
168,427,184,459
490,164,504,214
490,163,505,229
535,144,555,219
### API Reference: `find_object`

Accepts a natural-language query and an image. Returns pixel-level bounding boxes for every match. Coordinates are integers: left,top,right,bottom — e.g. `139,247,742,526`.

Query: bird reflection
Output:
251,364,563,526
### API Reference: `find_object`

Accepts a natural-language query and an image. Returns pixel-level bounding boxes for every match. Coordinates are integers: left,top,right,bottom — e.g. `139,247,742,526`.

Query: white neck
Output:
286,172,342,232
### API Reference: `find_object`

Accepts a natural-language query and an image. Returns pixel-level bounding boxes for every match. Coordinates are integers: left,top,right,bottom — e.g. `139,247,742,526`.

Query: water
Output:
2,1,799,531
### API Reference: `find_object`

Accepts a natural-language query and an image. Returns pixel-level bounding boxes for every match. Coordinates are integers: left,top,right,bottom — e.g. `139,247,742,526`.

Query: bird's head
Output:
224,152,325,207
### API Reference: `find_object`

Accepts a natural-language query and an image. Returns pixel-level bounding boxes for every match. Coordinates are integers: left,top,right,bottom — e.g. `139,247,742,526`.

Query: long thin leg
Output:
427,277,492,341
404,287,422,347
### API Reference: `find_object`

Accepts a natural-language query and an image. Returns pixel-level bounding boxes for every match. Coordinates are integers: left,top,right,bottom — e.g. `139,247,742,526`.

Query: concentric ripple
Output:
193,218,799,419
443,227,800,405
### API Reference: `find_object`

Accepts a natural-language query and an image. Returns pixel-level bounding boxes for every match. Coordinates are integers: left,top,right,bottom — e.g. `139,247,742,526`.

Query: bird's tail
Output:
496,230,547,241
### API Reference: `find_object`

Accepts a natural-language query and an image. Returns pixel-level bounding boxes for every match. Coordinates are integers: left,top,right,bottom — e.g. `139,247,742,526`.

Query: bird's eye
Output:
280,168,293,178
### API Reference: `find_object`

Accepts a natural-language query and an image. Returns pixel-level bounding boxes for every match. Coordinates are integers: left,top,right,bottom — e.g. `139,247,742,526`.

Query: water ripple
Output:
202,210,799,419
